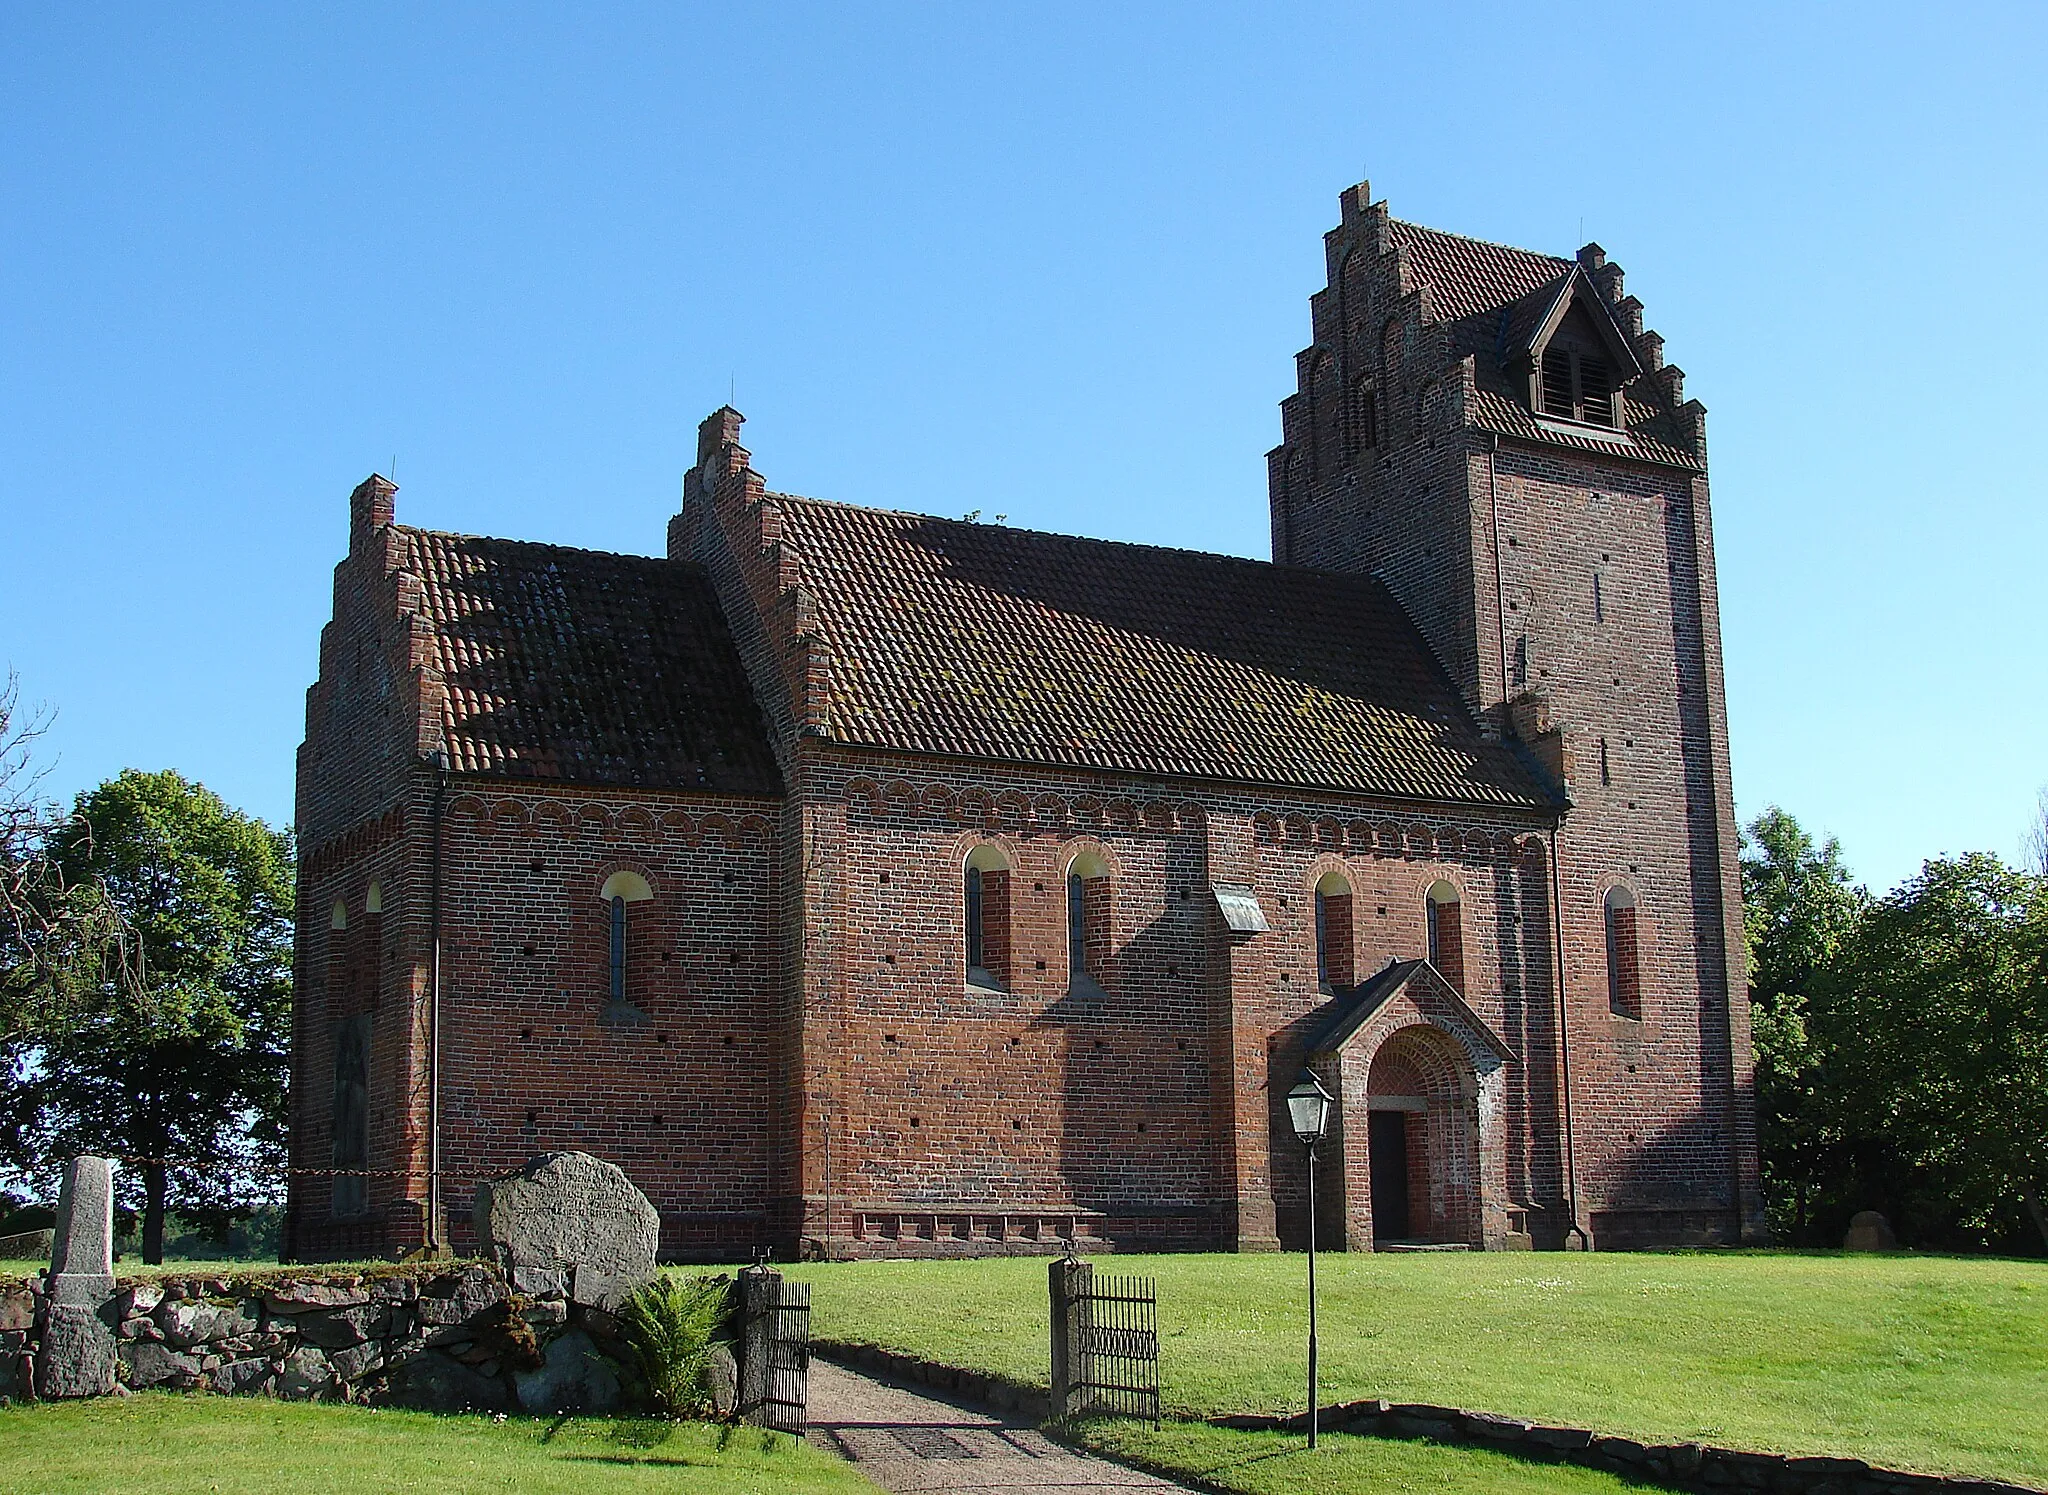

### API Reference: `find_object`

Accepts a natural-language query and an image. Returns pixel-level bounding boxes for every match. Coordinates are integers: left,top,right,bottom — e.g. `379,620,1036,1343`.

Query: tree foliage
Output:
1743,807,2048,1252
1819,854,2048,1250
0,769,293,1263
1740,808,1869,1238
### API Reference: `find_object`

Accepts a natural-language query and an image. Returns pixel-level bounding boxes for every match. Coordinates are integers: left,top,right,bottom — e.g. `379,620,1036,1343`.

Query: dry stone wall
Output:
1215,1399,2042,1495
0,1261,636,1414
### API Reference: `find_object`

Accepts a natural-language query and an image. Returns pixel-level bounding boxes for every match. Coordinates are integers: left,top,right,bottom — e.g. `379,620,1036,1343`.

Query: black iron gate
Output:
740,1268,809,1434
1050,1257,1159,1425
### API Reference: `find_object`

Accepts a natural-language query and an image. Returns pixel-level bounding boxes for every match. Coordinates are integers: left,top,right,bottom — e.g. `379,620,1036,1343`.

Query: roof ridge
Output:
396,523,687,568
1389,216,1572,267
770,491,1367,580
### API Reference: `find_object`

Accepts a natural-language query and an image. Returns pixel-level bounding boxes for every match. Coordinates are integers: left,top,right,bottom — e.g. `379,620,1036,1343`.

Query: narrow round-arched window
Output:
964,844,1012,989
1066,851,1110,986
1351,375,1378,453
1604,886,1641,1019
1425,879,1464,994
329,898,348,930
600,872,654,1008
1314,870,1354,990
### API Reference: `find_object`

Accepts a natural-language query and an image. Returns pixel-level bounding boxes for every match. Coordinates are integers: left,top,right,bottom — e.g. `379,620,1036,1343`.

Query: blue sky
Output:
3,2,2043,895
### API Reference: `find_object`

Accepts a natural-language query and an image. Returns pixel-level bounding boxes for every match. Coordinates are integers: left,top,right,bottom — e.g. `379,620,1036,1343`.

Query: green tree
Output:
1819,853,2048,1251
1740,807,1868,1238
0,770,293,1263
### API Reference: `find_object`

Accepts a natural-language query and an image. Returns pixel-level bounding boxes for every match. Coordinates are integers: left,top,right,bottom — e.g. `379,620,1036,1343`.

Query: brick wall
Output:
290,182,1762,1259
1266,183,1762,1246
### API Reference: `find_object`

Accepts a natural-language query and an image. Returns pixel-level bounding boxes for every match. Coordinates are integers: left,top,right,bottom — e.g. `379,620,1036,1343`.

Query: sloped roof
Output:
1386,220,1704,470
400,528,781,794
772,497,1555,810
1302,958,1517,1061
1387,219,1570,329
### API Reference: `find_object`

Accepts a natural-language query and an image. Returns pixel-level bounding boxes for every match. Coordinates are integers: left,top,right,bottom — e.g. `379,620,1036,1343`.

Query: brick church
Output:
286,181,1763,1262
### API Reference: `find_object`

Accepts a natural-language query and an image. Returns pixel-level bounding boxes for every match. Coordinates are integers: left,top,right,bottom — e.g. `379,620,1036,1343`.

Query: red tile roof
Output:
401,528,781,794
772,497,1555,810
1388,220,1704,470
1387,219,1569,326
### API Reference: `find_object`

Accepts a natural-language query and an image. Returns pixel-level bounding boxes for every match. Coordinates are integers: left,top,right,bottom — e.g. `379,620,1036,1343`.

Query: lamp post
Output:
1287,1071,1334,1449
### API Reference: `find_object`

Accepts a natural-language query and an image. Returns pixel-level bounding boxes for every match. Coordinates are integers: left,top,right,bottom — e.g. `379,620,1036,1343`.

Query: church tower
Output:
1270,182,1764,1246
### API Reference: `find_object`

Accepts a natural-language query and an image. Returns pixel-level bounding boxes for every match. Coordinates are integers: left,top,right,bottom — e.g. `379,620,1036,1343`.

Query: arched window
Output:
330,1013,370,1219
364,881,384,915
1604,886,1641,1019
1314,871,1354,991
1425,880,1464,994
1350,375,1378,453
964,844,1012,990
329,898,348,930
1066,851,1110,988
599,871,654,1008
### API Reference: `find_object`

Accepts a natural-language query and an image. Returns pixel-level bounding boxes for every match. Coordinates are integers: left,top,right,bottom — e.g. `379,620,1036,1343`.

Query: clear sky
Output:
4,2,2043,896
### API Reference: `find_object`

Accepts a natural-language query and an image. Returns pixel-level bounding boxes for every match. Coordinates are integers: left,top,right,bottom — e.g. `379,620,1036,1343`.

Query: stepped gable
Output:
1384,218,1703,468
400,527,780,794
769,495,1554,810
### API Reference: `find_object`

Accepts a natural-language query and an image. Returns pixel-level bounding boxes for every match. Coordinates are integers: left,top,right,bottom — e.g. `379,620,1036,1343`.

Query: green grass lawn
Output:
0,1393,881,1495
0,1257,276,1287
784,1250,2048,1487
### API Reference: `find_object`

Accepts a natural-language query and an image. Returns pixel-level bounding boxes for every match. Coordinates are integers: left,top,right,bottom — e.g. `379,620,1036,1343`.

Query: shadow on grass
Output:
1080,1421,1691,1495
607,1418,679,1451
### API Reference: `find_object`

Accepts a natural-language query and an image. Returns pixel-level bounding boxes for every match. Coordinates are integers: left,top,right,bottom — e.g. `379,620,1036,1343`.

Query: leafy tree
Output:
1740,807,1869,1239
0,770,293,1262
1818,854,2048,1251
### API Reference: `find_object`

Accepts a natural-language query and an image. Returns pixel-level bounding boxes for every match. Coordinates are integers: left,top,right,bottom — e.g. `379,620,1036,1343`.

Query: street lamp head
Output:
1287,1071,1333,1146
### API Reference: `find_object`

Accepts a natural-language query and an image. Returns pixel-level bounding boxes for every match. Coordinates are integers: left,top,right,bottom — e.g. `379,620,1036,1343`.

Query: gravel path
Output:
806,1358,1192,1493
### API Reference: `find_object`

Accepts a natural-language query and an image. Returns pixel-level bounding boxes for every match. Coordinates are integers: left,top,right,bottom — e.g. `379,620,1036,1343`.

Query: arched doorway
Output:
1363,1025,1481,1247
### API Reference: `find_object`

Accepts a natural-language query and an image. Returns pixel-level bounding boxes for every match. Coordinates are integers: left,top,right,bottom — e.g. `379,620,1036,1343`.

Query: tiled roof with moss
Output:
773,497,1555,810
401,528,781,794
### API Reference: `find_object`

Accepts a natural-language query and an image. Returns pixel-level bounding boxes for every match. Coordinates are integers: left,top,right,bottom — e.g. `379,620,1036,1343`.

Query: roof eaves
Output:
1523,268,1646,382
1302,958,1519,1062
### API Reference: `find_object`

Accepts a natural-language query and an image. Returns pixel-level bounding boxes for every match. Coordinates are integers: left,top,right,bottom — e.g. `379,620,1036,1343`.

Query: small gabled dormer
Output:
1509,262,1644,431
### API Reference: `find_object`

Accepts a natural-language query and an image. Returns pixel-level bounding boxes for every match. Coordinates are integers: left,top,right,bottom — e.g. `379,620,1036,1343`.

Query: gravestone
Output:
37,1156,118,1398
472,1152,659,1311
1843,1210,1897,1251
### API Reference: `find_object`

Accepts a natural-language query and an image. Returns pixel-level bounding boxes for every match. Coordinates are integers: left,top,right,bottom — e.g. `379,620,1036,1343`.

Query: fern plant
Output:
618,1274,733,1419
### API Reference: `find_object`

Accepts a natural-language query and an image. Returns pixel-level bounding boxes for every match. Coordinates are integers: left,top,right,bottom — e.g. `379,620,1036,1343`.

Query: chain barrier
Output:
14,1156,498,1184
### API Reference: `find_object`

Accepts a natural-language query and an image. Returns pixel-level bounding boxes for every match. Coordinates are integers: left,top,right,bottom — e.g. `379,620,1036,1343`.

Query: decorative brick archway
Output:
1300,960,1515,1251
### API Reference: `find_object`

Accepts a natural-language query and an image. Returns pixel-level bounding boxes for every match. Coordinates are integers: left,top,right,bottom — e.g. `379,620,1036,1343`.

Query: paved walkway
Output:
807,1357,1192,1493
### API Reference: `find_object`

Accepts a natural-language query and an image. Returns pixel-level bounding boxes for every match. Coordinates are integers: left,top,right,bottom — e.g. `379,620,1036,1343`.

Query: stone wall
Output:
1214,1398,2040,1495
0,1261,636,1414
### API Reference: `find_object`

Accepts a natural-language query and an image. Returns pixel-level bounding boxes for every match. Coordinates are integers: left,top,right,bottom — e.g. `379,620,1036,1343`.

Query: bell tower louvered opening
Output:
1540,341,1619,428
1580,352,1613,424
1542,347,1575,418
